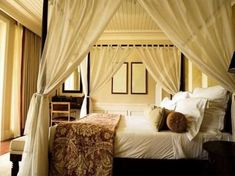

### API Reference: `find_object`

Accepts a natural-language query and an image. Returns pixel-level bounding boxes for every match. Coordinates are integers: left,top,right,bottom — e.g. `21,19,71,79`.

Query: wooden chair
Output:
50,102,76,126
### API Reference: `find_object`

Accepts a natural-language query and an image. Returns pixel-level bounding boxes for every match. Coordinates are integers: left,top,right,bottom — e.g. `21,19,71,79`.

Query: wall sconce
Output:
228,52,235,73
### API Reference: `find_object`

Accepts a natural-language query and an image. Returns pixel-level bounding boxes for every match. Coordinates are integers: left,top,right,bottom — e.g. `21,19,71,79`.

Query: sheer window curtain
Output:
18,0,121,176
10,23,23,138
21,28,41,135
137,46,181,95
80,46,133,117
0,19,23,140
138,0,235,92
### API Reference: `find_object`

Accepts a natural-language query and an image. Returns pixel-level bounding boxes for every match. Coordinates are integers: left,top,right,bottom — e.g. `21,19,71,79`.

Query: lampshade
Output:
228,52,235,73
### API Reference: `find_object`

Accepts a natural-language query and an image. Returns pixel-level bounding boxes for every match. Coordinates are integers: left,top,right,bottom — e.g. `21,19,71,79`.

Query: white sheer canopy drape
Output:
137,46,181,94
18,0,121,175
80,46,132,117
90,46,132,95
138,0,235,92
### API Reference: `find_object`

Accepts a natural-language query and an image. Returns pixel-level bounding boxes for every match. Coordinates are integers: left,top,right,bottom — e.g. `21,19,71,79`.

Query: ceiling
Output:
100,0,169,42
0,0,42,35
0,0,169,42
106,0,160,32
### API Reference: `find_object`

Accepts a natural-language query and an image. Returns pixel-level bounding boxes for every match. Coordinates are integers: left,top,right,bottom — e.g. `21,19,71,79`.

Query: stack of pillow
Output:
145,85,229,141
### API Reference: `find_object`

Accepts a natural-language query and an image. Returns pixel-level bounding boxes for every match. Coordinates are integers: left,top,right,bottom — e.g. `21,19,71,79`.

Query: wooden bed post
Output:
87,53,90,114
41,0,48,53
180,53,185,91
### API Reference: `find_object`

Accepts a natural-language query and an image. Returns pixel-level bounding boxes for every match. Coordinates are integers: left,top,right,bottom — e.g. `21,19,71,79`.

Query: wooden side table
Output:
203,141,235,176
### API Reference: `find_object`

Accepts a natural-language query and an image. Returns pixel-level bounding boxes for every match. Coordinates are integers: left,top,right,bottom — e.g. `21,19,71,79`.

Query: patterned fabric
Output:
50,113,121,176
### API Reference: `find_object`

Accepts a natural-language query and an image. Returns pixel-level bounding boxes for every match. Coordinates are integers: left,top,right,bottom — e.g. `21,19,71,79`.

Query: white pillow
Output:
191,85,229,131
175,97,208,141
172,91,192,103
160,97,176,110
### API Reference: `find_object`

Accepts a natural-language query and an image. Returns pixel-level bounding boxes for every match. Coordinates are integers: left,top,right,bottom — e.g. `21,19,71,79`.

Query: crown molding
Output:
0,0,41,36
98,31,170,42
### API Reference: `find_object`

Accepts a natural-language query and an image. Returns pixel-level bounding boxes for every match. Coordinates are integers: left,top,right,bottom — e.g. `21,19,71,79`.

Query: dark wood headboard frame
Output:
223,92,232,134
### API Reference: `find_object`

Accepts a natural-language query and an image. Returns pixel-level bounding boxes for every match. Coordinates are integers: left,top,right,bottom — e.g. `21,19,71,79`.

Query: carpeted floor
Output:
0,153,11,176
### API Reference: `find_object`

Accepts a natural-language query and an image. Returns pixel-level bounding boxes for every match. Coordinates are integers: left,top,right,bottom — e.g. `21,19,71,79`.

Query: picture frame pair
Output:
111,62,147,94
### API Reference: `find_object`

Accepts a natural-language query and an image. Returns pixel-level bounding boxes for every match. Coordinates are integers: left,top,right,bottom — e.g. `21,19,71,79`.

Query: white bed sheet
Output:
49,114,232,159
114,115,232,159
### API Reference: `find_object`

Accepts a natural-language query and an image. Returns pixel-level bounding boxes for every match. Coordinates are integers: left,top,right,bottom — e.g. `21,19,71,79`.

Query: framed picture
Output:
131,62,148,94
111,62,128,94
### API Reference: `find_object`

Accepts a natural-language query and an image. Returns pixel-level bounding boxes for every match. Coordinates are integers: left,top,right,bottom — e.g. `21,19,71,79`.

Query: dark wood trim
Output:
20,28,26,135
228,51,235,73
11,153,208,176
111,62,129,94
113,158,208,176
86,53,90,114
41,0,48,54
130,62,148,94
180,53,185,91
10,154,22,176
62,72,83,93
94,44,175,47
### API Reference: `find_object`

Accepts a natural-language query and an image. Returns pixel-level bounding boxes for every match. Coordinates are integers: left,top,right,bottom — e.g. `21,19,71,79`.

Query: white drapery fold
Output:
18,0,121,175
90,46,133,95
137,46,181,94
80,46,133,117
138,0,235,92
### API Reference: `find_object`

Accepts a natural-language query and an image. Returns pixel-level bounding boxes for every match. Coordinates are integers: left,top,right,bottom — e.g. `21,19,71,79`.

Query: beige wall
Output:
184,56,218,92
92,50,156,104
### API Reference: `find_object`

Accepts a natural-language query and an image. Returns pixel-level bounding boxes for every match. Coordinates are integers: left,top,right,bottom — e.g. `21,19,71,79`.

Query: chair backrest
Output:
51,102,71,112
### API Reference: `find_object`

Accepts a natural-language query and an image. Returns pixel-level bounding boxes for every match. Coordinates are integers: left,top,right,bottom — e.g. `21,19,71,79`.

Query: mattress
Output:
49,114,232,159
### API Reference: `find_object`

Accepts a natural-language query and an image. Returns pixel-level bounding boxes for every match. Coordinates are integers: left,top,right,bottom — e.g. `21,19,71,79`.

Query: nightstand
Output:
203,141,235,176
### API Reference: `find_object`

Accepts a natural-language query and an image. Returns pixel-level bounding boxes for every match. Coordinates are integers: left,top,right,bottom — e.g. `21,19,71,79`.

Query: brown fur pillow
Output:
166,112,187,133
159,108,173,131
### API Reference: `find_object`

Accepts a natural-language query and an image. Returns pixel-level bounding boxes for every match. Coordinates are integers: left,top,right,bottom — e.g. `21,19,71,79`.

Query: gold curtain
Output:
21,28,41,133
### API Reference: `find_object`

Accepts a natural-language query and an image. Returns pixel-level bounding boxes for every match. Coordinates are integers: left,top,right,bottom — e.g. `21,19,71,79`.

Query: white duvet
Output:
49,115,231,159
114,115,231,159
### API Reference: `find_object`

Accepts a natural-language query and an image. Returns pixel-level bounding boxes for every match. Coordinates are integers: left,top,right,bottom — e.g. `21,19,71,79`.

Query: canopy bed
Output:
17,0,235,176
10,85,233,175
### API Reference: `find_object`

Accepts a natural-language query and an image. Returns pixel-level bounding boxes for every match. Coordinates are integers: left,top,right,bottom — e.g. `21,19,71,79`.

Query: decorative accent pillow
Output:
175,97,208,140
159,108,173,131
166,112,187,133
191,85,229,131
147,107,165,131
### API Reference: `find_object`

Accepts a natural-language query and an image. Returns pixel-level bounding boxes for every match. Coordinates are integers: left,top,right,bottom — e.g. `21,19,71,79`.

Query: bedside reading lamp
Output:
228,51,235,73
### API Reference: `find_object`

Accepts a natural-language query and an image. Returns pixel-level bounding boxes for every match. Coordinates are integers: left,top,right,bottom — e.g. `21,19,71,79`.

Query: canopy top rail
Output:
93,44,175,47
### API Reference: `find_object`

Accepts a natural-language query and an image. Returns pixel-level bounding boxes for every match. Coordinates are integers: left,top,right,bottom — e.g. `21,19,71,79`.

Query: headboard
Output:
223,93,232,134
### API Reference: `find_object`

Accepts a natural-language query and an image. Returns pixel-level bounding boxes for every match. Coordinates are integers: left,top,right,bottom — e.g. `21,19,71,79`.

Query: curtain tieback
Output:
34,93,46,98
